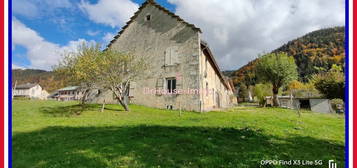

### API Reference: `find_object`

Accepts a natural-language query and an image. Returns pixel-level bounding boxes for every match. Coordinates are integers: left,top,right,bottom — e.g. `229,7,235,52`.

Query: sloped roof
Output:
104,0,233,92
106,0,201,49
15,83,39,89
58,86,80,91
201,41,232,91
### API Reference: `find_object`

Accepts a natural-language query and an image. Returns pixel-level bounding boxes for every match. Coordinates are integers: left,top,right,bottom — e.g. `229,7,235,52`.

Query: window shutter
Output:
156,78,164,95
129,82,136,97
164,49,171,66
130,82,136,89
171,47,179,64
176,76,183,90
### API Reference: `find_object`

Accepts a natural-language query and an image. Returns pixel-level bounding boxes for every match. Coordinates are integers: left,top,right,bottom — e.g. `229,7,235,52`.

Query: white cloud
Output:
13,0,38,17
12,18,93,70
79,0,139,28
12,64,26,70
87,30,101,36
169,0,345,70
102,32,115,44
13,0,72,18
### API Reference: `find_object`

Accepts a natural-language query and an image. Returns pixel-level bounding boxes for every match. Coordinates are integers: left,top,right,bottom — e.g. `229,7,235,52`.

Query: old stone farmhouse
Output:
95,0,237,112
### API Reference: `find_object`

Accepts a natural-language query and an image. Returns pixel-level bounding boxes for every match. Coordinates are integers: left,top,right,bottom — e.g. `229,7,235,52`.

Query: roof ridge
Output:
106,0,201,49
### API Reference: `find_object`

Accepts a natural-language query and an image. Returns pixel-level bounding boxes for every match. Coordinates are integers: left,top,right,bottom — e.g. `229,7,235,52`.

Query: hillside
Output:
12,69,66,92
230,26,345,85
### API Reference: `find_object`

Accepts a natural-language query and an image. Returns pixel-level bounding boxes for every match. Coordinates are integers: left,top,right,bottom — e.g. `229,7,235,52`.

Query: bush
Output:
253,83,272,106
286,80,319,98
331,99,344,113
312,70,345,100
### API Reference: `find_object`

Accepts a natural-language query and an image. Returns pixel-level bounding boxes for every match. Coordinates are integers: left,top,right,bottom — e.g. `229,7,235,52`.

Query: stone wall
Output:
92,3,236,112
108,4,202,111
200,50,235,111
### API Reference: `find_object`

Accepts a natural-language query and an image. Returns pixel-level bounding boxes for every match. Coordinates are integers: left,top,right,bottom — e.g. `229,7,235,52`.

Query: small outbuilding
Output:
265,96,334,113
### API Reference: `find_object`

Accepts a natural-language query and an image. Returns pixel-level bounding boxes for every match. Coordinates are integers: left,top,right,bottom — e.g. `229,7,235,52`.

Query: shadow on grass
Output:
12,126,344,168
39,104,124,117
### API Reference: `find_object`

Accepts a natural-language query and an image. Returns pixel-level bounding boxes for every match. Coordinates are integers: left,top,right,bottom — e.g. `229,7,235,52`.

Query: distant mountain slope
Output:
230,26,345,85
12,69,66,92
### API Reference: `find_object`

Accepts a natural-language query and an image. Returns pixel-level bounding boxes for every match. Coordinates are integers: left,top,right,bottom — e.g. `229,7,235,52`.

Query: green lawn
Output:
12,100,345,168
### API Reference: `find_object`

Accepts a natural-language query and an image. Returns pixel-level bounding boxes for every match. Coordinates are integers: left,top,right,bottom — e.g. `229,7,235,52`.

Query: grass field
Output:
12,100,345,168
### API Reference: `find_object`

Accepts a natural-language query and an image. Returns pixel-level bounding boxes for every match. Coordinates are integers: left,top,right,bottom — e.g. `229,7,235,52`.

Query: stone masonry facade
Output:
93,0,237,112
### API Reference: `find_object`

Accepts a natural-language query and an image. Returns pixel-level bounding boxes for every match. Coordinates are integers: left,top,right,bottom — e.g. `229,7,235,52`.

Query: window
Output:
206,82,209,97
164,46,179,65
146,14,151,21
166,78,176,94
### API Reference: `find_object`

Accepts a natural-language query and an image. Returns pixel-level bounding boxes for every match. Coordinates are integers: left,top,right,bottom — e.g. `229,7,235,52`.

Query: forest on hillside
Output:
12,69,66,93
230,26,345,86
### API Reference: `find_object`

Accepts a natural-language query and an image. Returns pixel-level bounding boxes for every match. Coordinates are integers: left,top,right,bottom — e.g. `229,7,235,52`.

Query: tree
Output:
255,52,298,106
96,49,148,111
253,83,272,106
54,43,148,111
54,43,102,105
312,64,345,100
243,70,256,102
237,83,249,102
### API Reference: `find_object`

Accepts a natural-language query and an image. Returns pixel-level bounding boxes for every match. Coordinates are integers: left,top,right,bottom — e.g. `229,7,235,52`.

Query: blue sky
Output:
12,0,345,70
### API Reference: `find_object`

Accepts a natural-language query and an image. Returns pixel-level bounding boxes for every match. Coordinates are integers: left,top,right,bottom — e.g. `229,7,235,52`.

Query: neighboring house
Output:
13,83,48,100
95,0,237,112
265,96,334,113
57,86,83,101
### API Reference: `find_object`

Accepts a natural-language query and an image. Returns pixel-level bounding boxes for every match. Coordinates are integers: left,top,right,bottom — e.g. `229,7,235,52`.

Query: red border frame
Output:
0,0,4,167
353,0,356,166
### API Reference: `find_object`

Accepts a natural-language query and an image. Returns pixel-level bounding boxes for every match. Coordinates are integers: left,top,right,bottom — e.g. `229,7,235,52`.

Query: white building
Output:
57,86,83,101
13,83,48,100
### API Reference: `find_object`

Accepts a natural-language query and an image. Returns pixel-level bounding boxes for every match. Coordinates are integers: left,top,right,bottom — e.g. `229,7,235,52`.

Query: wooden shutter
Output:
164,49,171,66
164,46,179,65
171,46,179,64
156,78,164,95
129,82,135,97
176,75,183,90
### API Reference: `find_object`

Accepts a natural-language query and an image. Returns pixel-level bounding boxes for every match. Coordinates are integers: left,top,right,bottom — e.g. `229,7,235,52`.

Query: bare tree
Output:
55,42,148,111
54,43,101,105
96,49,148,111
